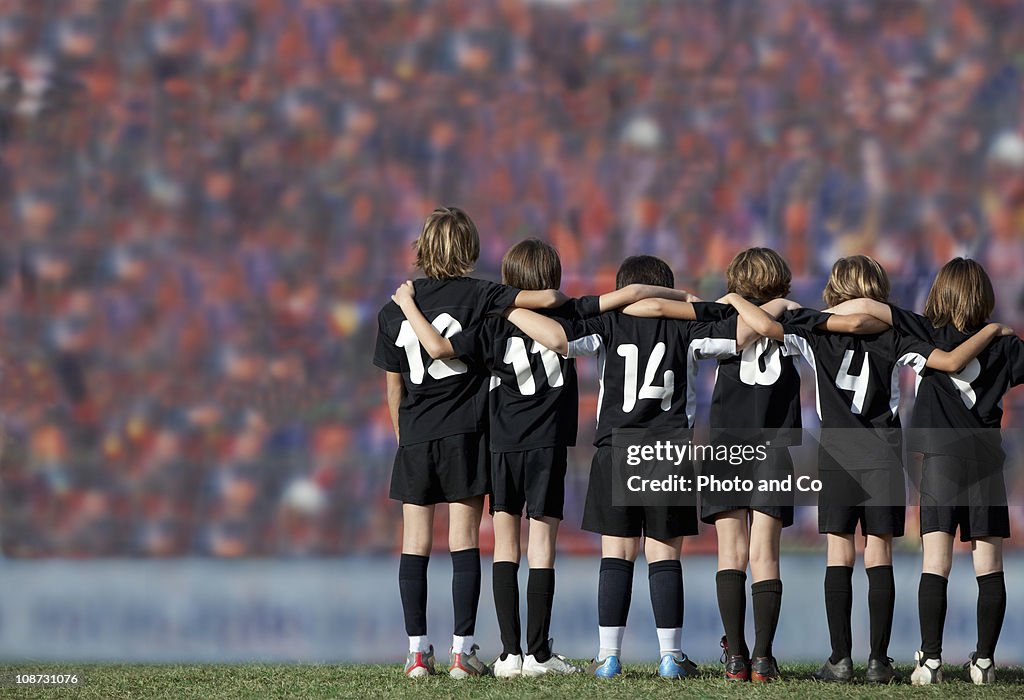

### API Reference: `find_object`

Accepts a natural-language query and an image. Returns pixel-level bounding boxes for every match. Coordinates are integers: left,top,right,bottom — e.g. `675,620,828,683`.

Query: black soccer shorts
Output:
817,461,907,536
581,445,699,540
700,447,795,527
389,432,490,505
489,447,567,520
918,454,1010,541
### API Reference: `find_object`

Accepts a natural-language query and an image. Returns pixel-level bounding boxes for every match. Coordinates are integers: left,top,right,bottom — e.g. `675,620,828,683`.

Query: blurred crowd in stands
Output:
0,0,1023,556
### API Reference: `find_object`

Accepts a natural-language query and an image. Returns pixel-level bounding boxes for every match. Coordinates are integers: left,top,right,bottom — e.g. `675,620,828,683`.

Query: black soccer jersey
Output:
373,277,520,446
780,315,936,468
694,303,826,446
888,305,1024,458
453,296,601,453
561,313,738,447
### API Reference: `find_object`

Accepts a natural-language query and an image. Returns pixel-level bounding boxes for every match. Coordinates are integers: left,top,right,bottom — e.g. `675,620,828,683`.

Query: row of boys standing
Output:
374,206,1022,684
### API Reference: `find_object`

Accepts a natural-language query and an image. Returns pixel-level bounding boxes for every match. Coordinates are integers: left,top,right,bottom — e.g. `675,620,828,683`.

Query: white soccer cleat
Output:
521,640,582,677
967,653,996,685
910,650,942,685
492,653,523,678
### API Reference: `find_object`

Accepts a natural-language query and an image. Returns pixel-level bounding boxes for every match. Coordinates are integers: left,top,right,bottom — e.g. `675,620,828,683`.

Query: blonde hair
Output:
413,207,480,279
924,258,994,332
823,255,890,307
726,248,791,302
501,239,561,291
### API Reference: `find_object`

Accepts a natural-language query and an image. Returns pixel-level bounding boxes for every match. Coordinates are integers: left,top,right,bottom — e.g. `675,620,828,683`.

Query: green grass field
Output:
1,663,1022,699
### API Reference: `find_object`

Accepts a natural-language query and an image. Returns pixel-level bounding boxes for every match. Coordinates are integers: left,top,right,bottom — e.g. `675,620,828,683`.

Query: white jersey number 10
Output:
395,313,468,385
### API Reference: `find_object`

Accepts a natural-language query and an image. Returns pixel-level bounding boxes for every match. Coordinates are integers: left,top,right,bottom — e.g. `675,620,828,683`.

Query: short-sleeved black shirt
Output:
561,313,737,447
373,277,519,446
453,296,601,453
693,303,827,446
781,314,936,469
889,305,1024,459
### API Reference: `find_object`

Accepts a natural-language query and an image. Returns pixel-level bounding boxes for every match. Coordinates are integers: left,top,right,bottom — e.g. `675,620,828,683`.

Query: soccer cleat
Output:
966,653,995,685
404,645,436,678
522,642,581,677
492,652,523,678
751,656,780,682
657,652,696,679
720,635,750,681
910,650,942,685
811,656,853,682
448,644,491,678
587,655,622,679
866,657,899,684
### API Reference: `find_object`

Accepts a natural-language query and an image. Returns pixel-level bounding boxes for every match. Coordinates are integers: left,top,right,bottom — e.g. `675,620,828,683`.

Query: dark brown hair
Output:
615,255,674,289
501,238,561,290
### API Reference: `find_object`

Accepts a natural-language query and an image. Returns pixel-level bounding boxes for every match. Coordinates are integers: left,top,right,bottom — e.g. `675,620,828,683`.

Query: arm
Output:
598,284,699,312
825,298,893,325
514,289,569,310
735,315,759,349
821,314,890,335
760,298,802,317
385,371,404,441
392,281,456,360
504,308,569,355
621,298,697,320
719,293,785,341
924,323,1012,373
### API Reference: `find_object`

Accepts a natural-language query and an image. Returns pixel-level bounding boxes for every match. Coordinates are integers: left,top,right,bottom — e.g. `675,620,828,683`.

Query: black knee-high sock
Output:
492,561,521,658
452,548,481,636
598,558,634,627
976,571,1006,659
716,569,748,659
527,568,555,662
919,573,948,660
751,579,782,659
399,554,429,636
649,560,684,629
824,566,853,664
866,565,895,661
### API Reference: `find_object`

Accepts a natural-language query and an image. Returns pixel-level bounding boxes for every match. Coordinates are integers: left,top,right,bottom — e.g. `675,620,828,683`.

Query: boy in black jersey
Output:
506,255,750,679
373,208,567,679
829,258,1017,685
392,239,694,677
623,248,807,681
622,249,911,682
723,255,999,684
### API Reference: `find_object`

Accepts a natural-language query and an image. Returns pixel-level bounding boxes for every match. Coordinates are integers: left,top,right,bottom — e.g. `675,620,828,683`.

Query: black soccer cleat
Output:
751,656,780,682
811,656,853,682
866,656,900,684
720,635,750,681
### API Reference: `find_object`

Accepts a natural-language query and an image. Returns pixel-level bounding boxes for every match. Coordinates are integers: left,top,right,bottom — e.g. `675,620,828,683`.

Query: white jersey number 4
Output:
395,314,468,385
836,349,870,414
618,342,674,412
502,337,564,395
